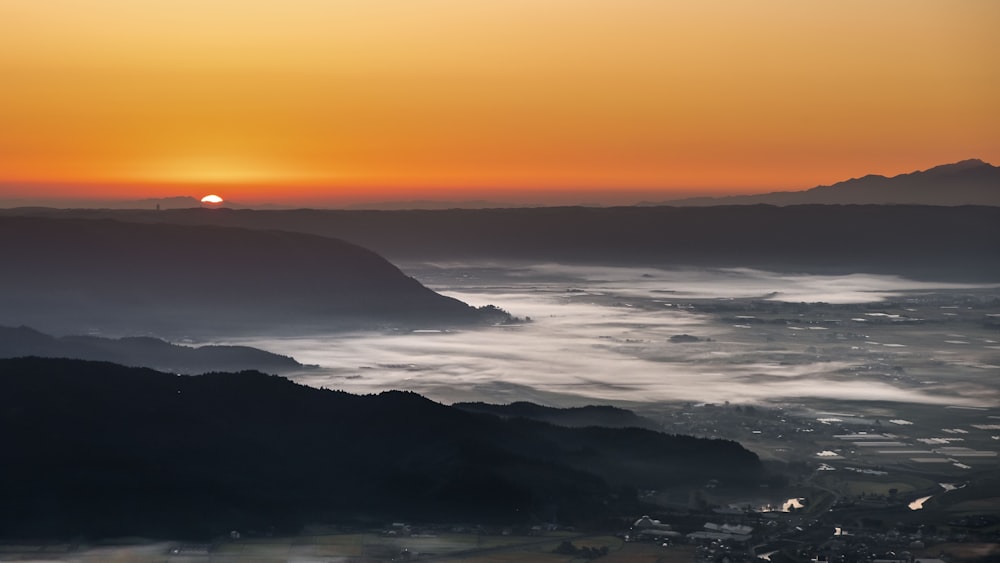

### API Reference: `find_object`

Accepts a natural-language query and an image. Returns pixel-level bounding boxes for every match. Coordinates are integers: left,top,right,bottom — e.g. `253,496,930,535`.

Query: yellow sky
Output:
1,0,997,204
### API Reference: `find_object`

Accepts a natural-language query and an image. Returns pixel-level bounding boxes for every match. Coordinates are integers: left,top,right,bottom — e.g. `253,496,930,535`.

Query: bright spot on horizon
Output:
201,194,224,204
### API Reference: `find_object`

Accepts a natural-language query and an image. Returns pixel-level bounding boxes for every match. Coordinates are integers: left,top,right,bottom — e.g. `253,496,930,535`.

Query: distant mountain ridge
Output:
0,325,307,374
0,195,202,210
0,216,503,336
652,159,1000,206
5,204,995,281
344,199,536,210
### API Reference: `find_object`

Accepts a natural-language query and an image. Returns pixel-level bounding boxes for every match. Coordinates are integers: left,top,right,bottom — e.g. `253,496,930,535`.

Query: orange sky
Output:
1,1,998,206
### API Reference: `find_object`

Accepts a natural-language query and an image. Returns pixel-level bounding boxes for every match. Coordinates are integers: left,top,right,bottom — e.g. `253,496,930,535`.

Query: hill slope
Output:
0,357,762,539
0,325,307,374
0,217,500,335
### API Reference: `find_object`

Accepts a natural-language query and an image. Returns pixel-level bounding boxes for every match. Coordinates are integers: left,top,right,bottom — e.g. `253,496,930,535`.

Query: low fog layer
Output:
226,264,1000,407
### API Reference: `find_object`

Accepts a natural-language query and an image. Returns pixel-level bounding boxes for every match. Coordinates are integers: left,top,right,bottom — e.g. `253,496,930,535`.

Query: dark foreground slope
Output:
0,217,501,335
0,325,307,374
0,358,761,539
8,204,998,281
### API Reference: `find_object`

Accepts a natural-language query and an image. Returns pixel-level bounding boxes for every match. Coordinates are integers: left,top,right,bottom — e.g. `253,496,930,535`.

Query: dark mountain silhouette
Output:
0,357,762,539
652,159,1000,206
454,401,659,430
344,199,535,210
0,325,307,374
0,216,505,336
4,204,996,281
136,196,203,209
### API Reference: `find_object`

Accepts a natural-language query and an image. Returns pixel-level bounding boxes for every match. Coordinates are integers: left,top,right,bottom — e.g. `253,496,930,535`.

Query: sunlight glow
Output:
0,1,997,204
132,156,296,185
200,194,223,204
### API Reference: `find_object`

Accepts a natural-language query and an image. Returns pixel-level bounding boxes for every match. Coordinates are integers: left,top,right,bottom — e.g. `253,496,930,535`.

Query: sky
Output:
1,1,998,206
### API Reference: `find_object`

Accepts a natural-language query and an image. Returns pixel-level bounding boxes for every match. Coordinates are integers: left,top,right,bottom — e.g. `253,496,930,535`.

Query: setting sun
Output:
200,194,224,204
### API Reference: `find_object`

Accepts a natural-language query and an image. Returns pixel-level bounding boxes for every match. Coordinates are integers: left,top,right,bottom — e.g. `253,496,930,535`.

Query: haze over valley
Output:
236,263,999,409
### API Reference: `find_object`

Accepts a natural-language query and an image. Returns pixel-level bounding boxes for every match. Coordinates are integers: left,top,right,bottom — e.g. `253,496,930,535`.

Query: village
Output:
621,397,1000,563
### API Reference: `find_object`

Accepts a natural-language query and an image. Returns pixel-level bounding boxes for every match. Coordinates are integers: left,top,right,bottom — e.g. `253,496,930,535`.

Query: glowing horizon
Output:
2,1,997,205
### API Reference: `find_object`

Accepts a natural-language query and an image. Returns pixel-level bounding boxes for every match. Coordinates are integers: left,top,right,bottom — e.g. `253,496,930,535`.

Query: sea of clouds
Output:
226,263,1000,407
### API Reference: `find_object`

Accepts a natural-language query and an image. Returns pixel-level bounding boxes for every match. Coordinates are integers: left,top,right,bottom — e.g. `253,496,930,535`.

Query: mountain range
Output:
651,159,1000,206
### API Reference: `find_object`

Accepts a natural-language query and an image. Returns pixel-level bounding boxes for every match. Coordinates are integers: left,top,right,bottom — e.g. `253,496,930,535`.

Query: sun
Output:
200,194,224,204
